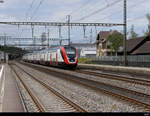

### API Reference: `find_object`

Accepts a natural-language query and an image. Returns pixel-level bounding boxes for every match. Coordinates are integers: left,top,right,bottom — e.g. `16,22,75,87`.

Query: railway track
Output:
10,65,45,112
75,69,150,86
10,64,86,112
16,62,150,111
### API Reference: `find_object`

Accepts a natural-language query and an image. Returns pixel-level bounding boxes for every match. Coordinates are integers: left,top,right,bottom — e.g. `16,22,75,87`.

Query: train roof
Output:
24,45,76,55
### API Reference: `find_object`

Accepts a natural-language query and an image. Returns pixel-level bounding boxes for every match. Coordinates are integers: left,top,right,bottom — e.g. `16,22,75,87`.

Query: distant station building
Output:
0,51,9,62
80,48,96,58
70,43,96,58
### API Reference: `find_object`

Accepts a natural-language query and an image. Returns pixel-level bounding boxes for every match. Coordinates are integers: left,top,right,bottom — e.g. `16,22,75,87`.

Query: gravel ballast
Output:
13,62,148,112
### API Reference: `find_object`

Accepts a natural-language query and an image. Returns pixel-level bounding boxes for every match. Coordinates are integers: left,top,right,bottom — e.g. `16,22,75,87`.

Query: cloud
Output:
0,0,149,43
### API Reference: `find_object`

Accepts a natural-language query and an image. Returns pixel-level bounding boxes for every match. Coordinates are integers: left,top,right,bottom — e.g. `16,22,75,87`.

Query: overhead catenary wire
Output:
69,0,104,22
58,0,93,22
3,0,149,46
58,0,118,43
25,0,36,21
56,0,96,41
127,0,148,22
68,0,91,17
59,0,109,22
128,15,146,23
30,0,45,20
74,0,121,22
97,0,147,22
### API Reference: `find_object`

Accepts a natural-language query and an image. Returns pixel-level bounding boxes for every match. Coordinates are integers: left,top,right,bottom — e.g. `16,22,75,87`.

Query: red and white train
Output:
22,45,78,69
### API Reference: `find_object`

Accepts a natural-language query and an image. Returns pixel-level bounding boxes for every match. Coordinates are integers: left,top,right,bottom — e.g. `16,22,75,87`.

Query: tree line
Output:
0,45,27,60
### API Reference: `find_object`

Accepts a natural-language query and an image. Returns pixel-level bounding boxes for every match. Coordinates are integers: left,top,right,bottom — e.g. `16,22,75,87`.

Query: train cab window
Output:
64,46,76,58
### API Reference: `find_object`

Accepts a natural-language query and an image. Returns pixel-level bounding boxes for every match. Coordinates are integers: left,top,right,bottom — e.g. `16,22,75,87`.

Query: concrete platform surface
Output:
78,63,150,76
0,64,24,112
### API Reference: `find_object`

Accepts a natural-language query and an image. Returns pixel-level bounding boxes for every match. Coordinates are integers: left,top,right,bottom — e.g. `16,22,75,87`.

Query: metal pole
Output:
90,28,93,43
123,0,127,66
58,25,62,39
67,15,71,45
31,25,34,46
4,33,6,63
48,29,49,48
148,24,150,33
0,1,5,62
58,25,62,45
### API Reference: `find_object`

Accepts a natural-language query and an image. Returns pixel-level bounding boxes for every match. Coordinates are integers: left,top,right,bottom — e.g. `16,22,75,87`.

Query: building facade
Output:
0,51,8,62
96,30,122,56
70,43,96,58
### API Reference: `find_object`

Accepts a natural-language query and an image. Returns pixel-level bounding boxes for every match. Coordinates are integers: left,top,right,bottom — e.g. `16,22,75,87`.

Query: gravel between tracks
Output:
15,62,147,112
81,69,150,95
13,65,78,112
11,66,39,112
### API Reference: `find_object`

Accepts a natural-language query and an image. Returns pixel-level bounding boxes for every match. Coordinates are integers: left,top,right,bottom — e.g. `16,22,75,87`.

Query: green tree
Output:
106,32,123,56
0,45,27,60
144,13,150,36
129,25,138,38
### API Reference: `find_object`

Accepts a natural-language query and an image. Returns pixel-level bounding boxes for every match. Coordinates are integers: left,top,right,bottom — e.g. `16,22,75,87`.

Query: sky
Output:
0,0,149,46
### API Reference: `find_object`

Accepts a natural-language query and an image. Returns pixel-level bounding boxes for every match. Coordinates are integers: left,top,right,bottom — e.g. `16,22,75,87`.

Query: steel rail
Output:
63,75,150,110
18,62,150,110
76,70,150,86
10,65,45,112
14,64,86,112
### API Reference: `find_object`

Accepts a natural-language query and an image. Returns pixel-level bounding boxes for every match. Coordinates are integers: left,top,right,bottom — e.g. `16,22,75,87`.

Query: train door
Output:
47,53,48,65
50,53,52,65
40,55,42,64
56,53,58,66
43,54,45,65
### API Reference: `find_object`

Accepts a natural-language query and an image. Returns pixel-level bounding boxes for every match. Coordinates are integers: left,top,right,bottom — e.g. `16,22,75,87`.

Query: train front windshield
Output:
64,46,76,58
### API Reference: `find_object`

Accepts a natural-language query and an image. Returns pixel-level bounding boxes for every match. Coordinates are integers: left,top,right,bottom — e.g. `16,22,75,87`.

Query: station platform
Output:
0,64,24,112
78,63,150,76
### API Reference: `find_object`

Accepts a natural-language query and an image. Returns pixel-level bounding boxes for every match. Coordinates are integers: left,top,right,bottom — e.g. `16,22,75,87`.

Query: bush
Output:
78,57,92,64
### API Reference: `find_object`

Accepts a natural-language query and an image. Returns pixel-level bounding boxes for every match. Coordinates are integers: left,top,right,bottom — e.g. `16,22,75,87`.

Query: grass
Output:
78,57,92,64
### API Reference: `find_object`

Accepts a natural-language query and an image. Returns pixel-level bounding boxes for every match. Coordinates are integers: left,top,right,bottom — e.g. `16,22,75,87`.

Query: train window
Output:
64,46,76,57
65,47,75,54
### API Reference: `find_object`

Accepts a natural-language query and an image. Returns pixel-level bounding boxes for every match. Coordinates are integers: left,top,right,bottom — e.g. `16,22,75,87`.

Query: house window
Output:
107,45,110,49
102,41,106,49
107,52,111,56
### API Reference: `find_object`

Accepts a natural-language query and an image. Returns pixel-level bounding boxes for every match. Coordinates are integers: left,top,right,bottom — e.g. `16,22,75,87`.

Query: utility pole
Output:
58,25,62,45
66,15,71,45
58,25,62,39
4,33,6,63
90,28,93,43
47,29,50,48
0,0,4,62
31,25,35,46
123,0,127,66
